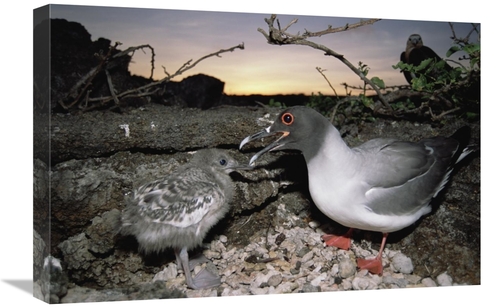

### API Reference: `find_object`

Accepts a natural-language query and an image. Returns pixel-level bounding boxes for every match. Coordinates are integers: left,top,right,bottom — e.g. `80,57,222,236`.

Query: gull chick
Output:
118,148,250,289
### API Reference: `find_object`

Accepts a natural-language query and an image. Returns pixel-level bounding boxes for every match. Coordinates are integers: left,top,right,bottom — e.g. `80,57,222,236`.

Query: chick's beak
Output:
239,126,289,166
226,163,255,171
221,157,256,172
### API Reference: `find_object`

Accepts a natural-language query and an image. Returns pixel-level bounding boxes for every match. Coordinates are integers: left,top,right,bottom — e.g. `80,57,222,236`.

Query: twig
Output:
105,69,120,105
449,22,480,45
316,67,339,97
281,18,299,32
316,67,342,123
60,42,122,110
341,82,383,91
237,214,253,230
170,43,245,78
429,106,461,121
254,101,268,108
304,19,381,37
113,44,156,79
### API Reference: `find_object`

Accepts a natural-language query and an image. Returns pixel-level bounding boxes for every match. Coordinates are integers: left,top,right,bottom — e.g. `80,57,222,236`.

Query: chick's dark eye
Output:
281,112,294,125
219,159,227,166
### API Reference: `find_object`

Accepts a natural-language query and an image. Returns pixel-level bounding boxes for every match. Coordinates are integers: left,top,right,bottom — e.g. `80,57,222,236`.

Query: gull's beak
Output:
239,126,289,166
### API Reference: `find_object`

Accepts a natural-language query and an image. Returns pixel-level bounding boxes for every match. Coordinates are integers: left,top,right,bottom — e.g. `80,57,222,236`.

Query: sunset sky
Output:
46,4,480,96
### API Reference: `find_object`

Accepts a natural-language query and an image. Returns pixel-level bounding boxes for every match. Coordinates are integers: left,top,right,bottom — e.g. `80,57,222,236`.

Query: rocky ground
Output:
33,103,480,303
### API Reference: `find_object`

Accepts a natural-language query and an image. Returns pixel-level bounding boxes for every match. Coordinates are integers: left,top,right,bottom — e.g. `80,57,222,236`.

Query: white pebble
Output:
308,221,321,229
422,277,437,287
152,263,177,281
268,274,283,287
250,287,269,295
222,264,240,277
353,246,373,258
221,247,237,260
119,124,130,137
382,275,407,288
329,263,339,277
275,281,299,293
301,250,315,263
391,252,414,274
437,272,453,286
406,274,422,285
339,258,357,278
203,250,221,260
341,278,353,290
310,273,327,287
352,276,379,290
251,270,281,288
320,248,335,260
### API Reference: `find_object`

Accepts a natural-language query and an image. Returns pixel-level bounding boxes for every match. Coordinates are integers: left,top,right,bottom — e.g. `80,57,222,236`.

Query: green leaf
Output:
370,76,385,89
393,101,404,110
471,57,479,68
411,75,427,91
393,61,411,70
359,95,374,110
415,58,434,71
435,60,447,69
466,112,478,120
446,45,461,57
463,43,480,55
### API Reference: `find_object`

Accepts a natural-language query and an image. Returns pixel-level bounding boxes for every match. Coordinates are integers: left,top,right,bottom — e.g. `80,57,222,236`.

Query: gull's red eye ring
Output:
281,112,294,125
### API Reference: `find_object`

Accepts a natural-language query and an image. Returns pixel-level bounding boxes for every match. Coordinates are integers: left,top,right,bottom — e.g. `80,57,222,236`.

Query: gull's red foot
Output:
321,228,353,250
356,232,388,275
357,257,383,275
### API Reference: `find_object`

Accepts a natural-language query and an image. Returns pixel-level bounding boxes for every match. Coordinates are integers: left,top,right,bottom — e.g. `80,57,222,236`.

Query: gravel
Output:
44,213,467,302
138,219,463,298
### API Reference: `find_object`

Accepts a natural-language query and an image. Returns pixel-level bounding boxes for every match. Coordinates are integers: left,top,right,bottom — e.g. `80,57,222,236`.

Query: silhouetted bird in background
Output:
400,34,452,84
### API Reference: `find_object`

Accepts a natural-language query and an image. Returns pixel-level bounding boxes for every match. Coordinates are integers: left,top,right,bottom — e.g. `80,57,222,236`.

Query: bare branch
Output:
316,67,339,97
112,44,156,79
60,42,244,112
59,42,122,110
282,18,299,32
429,106,461,121
162,43,245,82
105,69,120,105
304,18,381,37
449,22,480,45
316,67,342,122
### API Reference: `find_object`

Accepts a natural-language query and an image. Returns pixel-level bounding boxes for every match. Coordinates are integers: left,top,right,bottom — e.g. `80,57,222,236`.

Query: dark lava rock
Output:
179,74,225,109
